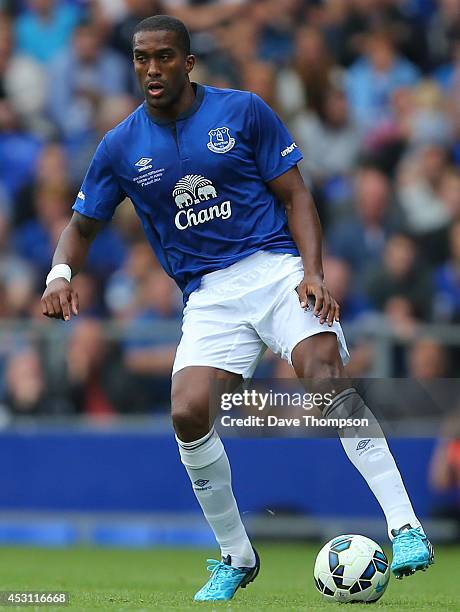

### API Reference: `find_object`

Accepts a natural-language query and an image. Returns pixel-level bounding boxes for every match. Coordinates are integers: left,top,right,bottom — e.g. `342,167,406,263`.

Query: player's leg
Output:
291,333,422,536
172,253,298,599
252,256,433,578
172,365,259,600
291,332,434,577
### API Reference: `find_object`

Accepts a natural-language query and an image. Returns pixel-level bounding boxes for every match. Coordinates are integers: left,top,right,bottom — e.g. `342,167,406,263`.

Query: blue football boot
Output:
194,548,260,601
391,524,434,579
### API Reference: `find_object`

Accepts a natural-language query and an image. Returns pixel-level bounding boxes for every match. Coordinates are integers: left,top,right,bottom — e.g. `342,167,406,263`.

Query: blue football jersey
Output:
73,84,303,302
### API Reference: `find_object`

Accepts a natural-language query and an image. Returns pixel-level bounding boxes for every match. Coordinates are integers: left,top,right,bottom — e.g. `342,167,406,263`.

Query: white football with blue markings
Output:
313,534,390,602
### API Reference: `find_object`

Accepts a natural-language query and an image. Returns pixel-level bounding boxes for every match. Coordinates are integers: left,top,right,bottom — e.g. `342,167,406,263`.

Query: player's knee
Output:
308,358,341,379
297,333,343,379
171,391,210,441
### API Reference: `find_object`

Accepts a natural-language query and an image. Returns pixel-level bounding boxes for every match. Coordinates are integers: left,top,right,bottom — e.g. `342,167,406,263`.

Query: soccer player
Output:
41,15,433,602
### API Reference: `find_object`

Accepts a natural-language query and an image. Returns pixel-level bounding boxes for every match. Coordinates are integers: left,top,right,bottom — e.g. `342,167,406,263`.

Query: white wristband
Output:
46,264,72,286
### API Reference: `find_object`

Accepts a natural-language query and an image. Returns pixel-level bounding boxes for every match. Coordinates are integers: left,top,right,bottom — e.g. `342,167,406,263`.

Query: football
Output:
313,534,390,603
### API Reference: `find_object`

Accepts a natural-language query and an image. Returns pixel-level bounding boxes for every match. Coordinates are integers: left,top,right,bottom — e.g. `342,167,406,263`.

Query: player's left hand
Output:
295,275,340,326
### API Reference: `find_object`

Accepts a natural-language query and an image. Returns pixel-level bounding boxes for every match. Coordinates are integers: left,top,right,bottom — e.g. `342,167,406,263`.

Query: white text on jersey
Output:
175,200,232,230
281,142,297,157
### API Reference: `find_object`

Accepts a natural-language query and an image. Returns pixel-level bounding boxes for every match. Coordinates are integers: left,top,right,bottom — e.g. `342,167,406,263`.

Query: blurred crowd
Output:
1,0,460,419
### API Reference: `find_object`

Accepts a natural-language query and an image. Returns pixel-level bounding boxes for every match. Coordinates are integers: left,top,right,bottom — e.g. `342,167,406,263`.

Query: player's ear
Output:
185,54,195,74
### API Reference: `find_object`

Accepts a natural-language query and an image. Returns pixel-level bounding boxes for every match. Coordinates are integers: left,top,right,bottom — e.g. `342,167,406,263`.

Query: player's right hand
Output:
41,279,79,322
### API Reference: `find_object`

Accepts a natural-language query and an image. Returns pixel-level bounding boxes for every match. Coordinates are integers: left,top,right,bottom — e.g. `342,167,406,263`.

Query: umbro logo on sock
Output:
194,479,210,487
356,439,371,451
193,479,212,490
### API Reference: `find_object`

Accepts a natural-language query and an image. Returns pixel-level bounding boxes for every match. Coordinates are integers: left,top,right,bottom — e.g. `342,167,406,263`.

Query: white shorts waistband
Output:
200,251,297,291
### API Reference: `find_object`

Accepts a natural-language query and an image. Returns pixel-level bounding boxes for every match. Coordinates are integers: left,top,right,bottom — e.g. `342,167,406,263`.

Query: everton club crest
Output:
207,127,236,154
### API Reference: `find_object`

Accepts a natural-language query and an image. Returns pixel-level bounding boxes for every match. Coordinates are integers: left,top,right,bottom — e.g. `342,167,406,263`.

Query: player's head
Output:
132,15,194,111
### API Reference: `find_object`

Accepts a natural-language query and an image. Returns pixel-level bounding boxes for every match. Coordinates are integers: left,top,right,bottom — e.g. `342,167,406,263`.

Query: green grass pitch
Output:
0,544,458,611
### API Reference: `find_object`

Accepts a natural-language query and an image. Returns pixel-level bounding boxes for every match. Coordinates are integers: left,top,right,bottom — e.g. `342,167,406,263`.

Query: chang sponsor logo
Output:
172,174,232,230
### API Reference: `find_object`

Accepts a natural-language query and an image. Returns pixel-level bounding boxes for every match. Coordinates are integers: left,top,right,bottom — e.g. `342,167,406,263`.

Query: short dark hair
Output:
132,15,191,56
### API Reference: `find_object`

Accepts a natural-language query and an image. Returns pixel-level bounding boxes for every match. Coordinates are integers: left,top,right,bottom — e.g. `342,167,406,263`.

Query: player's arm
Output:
41,212,104,321
268,166,340,327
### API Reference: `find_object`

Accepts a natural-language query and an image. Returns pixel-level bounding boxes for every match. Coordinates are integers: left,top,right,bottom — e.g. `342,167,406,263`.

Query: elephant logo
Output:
207,127,235,154
173,191,194,209
173,175,218,208
197,184,217,201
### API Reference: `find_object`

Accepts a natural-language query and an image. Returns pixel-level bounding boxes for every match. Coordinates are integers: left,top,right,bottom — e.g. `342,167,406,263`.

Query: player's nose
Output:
147,59,162,77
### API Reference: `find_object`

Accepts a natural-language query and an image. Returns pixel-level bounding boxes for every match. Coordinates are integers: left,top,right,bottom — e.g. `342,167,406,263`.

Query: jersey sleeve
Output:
72,137,125,221
250,93,303,182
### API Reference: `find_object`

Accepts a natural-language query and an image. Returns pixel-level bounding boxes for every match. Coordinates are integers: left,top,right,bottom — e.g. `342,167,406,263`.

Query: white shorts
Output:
172,251,349,378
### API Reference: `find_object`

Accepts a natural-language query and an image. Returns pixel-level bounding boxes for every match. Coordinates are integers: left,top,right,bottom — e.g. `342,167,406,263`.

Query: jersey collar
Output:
143,83,205,126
